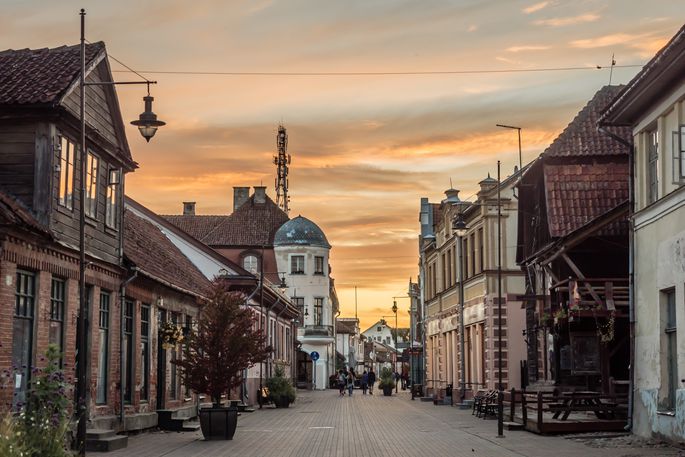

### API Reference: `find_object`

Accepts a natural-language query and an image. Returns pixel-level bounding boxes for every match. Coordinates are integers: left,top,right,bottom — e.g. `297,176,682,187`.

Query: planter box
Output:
199,407,238,440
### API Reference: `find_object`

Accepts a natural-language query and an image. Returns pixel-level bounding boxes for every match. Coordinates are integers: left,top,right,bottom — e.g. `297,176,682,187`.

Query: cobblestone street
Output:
107,390,684,457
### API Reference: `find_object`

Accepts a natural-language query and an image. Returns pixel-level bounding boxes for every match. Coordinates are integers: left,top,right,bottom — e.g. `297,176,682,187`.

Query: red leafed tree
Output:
173,280,270,407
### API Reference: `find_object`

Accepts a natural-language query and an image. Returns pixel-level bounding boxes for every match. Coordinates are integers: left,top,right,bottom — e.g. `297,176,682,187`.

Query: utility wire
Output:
86,39,151,83
110,64,643,77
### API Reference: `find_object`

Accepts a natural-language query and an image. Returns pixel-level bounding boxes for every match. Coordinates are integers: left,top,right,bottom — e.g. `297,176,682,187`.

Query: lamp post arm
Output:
84,80,157,86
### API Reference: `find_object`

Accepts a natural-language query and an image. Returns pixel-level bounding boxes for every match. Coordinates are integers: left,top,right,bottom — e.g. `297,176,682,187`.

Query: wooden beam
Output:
560,253,604,308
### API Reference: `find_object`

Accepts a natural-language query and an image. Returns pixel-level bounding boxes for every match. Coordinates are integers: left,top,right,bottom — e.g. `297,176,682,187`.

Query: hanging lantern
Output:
131,94,165,142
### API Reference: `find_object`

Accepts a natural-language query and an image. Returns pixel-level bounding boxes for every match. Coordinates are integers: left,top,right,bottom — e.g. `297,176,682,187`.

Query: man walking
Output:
361,370,369,394
368,368,376,395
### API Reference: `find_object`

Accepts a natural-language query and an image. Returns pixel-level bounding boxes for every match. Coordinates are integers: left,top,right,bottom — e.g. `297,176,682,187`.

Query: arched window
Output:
243,255,259,273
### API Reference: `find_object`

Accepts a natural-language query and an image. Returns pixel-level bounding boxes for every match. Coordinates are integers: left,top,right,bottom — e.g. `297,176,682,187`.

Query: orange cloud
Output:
534,13,599,27
522,1,551,14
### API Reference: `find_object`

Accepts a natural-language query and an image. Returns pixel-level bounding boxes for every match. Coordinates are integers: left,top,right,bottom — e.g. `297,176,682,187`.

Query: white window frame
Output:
85,152,99,219
57,135,75,210
290,255,305,275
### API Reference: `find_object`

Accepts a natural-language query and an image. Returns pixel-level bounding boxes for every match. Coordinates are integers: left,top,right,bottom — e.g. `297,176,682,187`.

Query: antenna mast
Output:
274,125,291,213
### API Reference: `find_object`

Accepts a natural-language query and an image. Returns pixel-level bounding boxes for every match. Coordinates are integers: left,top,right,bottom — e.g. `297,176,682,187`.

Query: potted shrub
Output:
174,281,270,440
266,364,296,408
378,367,395,396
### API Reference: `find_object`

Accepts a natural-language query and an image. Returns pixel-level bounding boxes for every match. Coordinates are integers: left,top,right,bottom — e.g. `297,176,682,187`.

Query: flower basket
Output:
160,321,184,349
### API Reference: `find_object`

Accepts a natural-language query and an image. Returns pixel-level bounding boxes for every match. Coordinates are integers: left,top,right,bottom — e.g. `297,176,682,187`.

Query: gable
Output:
59,53,133,168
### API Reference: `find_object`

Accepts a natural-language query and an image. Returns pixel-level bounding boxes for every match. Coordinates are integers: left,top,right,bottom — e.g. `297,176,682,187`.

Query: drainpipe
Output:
598,125,634,431
119,268,138,425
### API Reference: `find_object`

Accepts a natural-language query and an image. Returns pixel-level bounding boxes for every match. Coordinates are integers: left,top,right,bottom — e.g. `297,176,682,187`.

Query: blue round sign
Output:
310,351,320,362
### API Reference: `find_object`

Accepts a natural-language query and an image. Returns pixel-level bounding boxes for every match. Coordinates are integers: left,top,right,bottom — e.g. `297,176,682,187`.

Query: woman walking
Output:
338,369,347,396
361,370,369,395
347,369,356,396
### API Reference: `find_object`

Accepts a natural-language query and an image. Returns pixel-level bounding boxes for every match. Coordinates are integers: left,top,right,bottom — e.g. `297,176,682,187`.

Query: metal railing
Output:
303,325,334,337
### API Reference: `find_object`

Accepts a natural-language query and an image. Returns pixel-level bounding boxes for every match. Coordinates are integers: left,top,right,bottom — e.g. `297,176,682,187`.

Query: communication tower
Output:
274,125,291,213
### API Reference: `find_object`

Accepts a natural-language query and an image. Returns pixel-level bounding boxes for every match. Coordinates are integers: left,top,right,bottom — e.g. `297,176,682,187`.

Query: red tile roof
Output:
543,85,630,158
164,194,289,247
124,209,211,298
0,189,50,237
0,42,104,106
544,163,629,237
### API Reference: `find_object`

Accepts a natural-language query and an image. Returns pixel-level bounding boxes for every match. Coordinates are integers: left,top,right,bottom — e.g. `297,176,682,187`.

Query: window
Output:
470,233,476,276
105,169,120,228
49,278,66,363
662,289,678,410
377,326,382,332
291,255,305,274
462,238,469,280
671,126,685,184
85,152,99,218
243,255,258,273
285,327,291,362
123,299,134,403
292,297,305,319
96,292,110,404
478,228,484,273
169,313,179,400
648,129,659,204
13,270,35,409
314,256,324,275
184,315,192,398
58,136,75,209
140,305,150,401
314,297,324,325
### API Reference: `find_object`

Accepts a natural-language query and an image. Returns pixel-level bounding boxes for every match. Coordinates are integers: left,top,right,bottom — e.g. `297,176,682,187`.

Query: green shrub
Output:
266,364,296,402
378,366,395,389
0,413,30,457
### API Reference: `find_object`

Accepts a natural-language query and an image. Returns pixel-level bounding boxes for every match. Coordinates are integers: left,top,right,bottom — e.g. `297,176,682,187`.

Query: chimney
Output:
233,187,250,212
254,186,266,205
183,202,196,216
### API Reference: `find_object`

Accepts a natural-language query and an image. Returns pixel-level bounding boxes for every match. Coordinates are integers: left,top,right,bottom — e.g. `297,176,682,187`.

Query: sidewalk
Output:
106,389,683,457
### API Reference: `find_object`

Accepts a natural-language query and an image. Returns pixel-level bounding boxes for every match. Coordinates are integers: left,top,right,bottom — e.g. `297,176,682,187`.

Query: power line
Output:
110,64,643,77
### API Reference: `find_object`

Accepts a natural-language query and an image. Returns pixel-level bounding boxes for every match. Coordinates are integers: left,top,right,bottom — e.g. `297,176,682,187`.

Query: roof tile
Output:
0,42,104,106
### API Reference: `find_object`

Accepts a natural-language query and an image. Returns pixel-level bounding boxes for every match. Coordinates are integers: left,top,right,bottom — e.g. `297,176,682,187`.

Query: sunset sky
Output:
4,1,683,329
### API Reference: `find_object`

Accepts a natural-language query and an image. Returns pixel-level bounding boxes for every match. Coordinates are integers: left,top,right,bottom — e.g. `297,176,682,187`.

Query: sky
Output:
4,0,683,329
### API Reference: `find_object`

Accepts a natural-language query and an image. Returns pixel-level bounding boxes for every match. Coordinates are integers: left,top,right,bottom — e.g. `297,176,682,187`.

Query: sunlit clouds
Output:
3,0,683,327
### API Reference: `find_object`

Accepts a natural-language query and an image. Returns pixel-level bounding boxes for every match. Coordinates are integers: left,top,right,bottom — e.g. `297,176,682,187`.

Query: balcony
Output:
303,325,333,338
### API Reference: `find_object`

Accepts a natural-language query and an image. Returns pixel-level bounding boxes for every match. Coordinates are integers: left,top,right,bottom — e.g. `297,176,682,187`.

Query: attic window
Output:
243,255,258,273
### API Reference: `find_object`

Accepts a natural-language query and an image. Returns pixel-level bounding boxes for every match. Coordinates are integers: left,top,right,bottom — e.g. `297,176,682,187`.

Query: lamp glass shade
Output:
131,95,165,142
452,213,468,237
137,125,158,142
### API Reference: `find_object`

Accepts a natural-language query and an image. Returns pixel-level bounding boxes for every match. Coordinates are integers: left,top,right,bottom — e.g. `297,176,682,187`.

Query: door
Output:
156,309,167,409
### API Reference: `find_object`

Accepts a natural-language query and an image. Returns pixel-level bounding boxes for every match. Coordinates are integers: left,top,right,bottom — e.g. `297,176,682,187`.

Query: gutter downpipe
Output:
598,125,634,431
119,268,138,425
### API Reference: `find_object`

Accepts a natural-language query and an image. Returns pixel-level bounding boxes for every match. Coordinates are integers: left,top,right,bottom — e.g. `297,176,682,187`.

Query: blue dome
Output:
274,216,331,248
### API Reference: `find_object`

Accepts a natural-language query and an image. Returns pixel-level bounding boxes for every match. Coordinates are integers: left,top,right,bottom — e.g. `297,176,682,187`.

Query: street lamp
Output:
392,300,398,392
452,211,468,403
76,9,165,456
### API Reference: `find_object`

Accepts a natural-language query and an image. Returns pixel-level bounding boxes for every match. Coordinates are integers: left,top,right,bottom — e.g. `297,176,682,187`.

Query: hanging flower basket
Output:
160,321,184,349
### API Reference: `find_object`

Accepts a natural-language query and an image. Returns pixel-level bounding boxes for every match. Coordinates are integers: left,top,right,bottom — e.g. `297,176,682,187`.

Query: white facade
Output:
629,87,685,442
336,318,364,371
363,320,395,348
274,216,335,390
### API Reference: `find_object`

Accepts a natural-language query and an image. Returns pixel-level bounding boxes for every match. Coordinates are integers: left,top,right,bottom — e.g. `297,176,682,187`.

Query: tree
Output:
173,280,270,407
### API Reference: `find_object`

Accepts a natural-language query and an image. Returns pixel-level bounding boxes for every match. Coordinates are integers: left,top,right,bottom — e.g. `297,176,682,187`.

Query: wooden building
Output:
516,86,632,393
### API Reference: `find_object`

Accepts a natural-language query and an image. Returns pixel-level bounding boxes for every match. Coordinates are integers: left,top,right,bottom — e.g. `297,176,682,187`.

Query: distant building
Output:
362,319,396,348
601,24,685,443
335,317,364,372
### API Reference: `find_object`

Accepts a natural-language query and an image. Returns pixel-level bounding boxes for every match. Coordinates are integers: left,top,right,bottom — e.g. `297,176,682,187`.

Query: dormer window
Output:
243,255,258,273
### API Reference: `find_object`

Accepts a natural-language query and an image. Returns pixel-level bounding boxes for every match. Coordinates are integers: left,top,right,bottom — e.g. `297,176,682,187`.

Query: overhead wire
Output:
110,64,643,77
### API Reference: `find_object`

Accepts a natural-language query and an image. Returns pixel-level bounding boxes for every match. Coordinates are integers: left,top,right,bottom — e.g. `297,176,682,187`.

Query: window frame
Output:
140,304,150,402
662,288,678,411
123,299,134,404
647,129,659,204
314,256,325,275
57,135,75,210
13,270,36,409
313,297,324,326
105,168,120,229
290,255,305,275
49,278,66,366
96,291,111,404
85,151,100,219
242,254,259,273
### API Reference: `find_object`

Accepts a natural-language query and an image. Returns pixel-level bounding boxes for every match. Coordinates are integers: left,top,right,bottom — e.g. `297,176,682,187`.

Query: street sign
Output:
310,351,319,362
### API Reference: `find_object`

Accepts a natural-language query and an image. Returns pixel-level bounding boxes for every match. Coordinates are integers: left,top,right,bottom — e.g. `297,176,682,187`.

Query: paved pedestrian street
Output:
108,390,683,457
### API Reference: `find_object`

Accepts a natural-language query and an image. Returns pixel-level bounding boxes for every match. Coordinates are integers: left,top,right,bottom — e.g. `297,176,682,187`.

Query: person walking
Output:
361,370,369,395
347,369,355,396
368,368,376,395
338,369,347,397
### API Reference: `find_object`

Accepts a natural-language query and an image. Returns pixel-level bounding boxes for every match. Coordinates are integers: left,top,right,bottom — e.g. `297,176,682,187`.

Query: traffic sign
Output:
310,351,319,362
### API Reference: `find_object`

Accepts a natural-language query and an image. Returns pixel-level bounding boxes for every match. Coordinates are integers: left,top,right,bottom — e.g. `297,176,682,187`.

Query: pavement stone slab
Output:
106,390,684,457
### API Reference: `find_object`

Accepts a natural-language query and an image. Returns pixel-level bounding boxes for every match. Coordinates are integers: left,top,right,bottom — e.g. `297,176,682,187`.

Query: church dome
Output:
274,216,331,248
